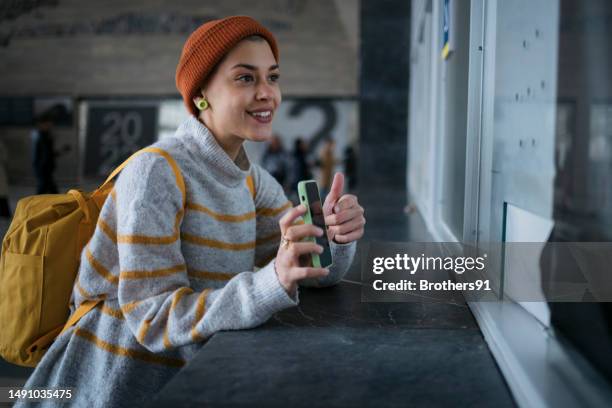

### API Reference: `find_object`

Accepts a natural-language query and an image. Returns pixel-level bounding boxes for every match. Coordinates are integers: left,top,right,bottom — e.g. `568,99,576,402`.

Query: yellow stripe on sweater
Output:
181,233,256,250
257,231,281,245
86,247,119,285
246,174,256,199
99,304,124,320
255,218,303,246
257,201,292,217
116,210,183,245
120,300,142,315
163,287,194,349
117,232,179,245
97,218,117,244
191,289,212,342
137,319,152,345
75,279,93,299
75,278,107,301
186,202,256,222
188,269,234,281
74,327,185,368
120,264,186,280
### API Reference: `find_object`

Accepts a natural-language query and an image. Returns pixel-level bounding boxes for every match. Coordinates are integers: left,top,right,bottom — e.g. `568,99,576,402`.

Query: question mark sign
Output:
288,100,337,155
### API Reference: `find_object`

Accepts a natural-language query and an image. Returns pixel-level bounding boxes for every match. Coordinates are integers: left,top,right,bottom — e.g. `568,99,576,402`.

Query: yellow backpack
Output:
0,147,185,367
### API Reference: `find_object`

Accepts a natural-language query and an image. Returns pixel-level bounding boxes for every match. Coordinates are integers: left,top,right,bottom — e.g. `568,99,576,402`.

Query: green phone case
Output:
297,180,332,268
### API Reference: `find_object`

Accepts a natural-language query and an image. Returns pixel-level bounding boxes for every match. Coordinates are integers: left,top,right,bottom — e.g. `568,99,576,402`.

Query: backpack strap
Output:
27,300,101,354
68,189,91,223
94,147,186,207
58,300,101,337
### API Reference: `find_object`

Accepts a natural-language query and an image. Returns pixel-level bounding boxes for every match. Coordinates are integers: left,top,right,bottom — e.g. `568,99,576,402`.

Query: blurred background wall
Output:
0,0,360,185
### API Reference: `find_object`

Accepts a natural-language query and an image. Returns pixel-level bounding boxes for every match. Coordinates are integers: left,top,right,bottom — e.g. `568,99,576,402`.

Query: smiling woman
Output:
193,36,282,158
15,15,363,407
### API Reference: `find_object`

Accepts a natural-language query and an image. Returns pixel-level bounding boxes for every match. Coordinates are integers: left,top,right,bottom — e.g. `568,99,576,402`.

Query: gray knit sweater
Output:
16,116,355,407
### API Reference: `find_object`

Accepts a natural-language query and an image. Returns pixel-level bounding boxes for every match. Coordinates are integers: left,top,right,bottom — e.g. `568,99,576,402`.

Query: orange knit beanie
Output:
175,15,279,116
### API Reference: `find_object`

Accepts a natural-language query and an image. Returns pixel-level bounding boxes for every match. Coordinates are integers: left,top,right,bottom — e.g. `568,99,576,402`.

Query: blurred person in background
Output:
31,114,58,194
31,112,71,194
344,145,357,191
31,113,68,194
318,138,336,199
290,137,313,189
261,134,289,189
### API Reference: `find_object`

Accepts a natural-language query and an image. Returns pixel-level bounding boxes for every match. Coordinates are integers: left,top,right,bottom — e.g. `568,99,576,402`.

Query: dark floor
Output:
0,185,516,407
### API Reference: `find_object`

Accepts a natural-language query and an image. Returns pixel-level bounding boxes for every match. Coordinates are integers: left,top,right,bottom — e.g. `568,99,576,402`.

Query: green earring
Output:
196,99,209,111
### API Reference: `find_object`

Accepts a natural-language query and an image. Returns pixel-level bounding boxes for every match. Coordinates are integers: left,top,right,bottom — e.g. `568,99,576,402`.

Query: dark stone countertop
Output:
150,281,515,408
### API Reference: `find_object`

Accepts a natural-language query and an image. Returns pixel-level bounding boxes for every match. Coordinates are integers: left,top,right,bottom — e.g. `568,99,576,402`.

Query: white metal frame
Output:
409,0,464,244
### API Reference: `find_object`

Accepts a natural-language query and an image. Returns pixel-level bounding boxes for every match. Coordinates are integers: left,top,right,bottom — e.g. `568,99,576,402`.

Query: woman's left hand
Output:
323,173,365,244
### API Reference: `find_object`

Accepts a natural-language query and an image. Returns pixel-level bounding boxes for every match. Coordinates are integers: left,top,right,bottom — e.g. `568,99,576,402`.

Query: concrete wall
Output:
0,0,359,184
0,0,358,96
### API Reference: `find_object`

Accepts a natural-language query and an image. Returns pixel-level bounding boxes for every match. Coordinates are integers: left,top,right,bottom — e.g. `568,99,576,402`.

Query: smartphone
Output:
297,180,333,268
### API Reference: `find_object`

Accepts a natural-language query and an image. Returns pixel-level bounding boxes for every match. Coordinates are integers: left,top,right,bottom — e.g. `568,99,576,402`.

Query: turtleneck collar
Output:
174,115,251,186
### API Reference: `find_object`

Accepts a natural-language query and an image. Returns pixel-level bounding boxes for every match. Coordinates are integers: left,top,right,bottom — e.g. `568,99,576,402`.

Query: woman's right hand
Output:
275,204,329,296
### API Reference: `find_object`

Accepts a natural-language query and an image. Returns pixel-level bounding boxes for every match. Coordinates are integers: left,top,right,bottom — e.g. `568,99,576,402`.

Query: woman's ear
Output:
192,89,205,105
193,89,210,111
